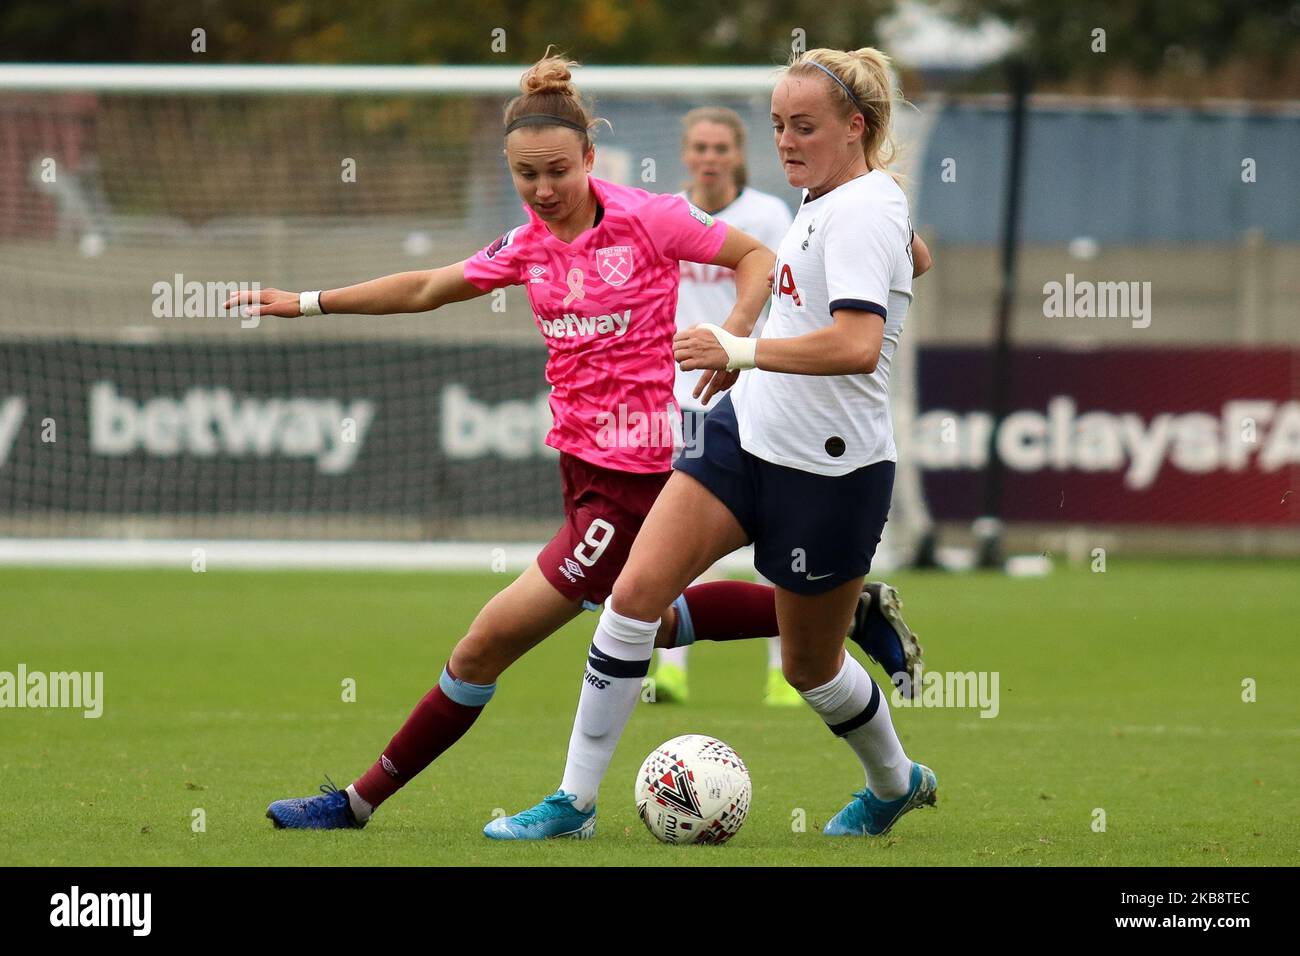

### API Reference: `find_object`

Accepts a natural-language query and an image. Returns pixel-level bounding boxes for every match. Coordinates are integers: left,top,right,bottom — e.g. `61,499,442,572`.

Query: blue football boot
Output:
266,776,365,830
823,762,938,837
849,582,923,698
483,790,596,840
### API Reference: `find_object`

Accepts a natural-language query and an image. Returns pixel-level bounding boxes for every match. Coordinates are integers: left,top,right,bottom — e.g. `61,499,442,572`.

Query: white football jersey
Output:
674,187,794,412
730,170,914,476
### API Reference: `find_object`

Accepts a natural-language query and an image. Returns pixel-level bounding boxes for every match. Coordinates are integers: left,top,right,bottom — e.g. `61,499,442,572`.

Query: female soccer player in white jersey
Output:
491,47,937,841
655,108,929,709
652,106,800,707
232,50,911,833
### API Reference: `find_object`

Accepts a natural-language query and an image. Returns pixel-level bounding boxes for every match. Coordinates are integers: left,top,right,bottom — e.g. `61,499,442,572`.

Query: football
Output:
634,734,752,844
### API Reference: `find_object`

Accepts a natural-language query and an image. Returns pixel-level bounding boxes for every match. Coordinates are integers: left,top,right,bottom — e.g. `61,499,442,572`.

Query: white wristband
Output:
697,323,757,371
299,290,324,317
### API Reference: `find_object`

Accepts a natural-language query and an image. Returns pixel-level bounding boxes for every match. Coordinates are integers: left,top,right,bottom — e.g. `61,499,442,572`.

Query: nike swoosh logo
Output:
805,572,834,581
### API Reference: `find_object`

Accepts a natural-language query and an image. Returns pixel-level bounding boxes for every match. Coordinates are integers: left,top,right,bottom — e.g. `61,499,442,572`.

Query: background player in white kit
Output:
653,107,933,708
653,106,800,706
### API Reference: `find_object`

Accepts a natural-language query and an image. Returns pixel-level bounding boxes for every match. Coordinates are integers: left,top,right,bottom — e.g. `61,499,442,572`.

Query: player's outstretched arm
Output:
223,260,488,317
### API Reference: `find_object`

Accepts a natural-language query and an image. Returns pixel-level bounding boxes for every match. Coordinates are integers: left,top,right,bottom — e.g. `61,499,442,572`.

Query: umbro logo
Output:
528,264,547,284
381,754,399,777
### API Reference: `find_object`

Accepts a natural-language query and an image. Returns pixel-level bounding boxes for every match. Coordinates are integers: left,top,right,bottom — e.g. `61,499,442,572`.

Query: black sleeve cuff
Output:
829,298,887,319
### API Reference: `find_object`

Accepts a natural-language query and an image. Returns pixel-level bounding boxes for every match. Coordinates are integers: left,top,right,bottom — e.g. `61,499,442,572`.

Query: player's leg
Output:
651,562,734,703
654,642,690,671
265,562,582,830
777,580,935,837
764,634,802,705
655,571,922,699
485,471,748,839
651,642,689,702
344,562,582,818
655,401,704,697
648,400,786,699
270,452,641,830
757,456,935,838
651,390,918,692
447,562,585,683
755,572,802,706
776,578,908,792
566,471,749,785
650,569,720,705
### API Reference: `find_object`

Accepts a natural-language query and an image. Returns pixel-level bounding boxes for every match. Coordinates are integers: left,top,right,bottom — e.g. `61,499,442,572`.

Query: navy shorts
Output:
674,394,894,595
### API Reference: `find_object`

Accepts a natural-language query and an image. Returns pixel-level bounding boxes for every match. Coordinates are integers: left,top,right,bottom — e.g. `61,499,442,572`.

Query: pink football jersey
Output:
463,176,728,473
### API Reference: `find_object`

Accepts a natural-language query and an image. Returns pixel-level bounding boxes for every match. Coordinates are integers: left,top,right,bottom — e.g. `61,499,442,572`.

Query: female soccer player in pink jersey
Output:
492,47,937,841
235,51,789,831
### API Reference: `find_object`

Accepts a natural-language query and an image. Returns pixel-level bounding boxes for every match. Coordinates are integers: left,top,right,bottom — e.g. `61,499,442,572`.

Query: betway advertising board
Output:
0,341,561,521
1,342,1295,526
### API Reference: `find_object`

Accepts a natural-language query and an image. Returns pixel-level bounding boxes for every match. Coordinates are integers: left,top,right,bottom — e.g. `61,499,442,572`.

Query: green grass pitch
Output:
2,559,1297,866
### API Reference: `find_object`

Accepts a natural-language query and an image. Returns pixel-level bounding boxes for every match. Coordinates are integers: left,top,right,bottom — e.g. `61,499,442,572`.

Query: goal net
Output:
0,65,932,553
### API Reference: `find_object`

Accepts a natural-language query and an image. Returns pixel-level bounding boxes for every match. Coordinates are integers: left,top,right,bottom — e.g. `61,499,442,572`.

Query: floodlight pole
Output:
976,55,1031,569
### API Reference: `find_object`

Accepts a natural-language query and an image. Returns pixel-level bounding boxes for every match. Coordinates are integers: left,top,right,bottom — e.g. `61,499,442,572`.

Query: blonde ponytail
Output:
784,47,903,184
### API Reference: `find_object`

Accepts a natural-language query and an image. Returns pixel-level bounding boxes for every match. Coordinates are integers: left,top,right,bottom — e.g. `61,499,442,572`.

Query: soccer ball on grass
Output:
634,734,751,845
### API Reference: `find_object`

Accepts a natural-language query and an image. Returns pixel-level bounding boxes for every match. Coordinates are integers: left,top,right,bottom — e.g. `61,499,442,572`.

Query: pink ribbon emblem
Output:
562,268,585,307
